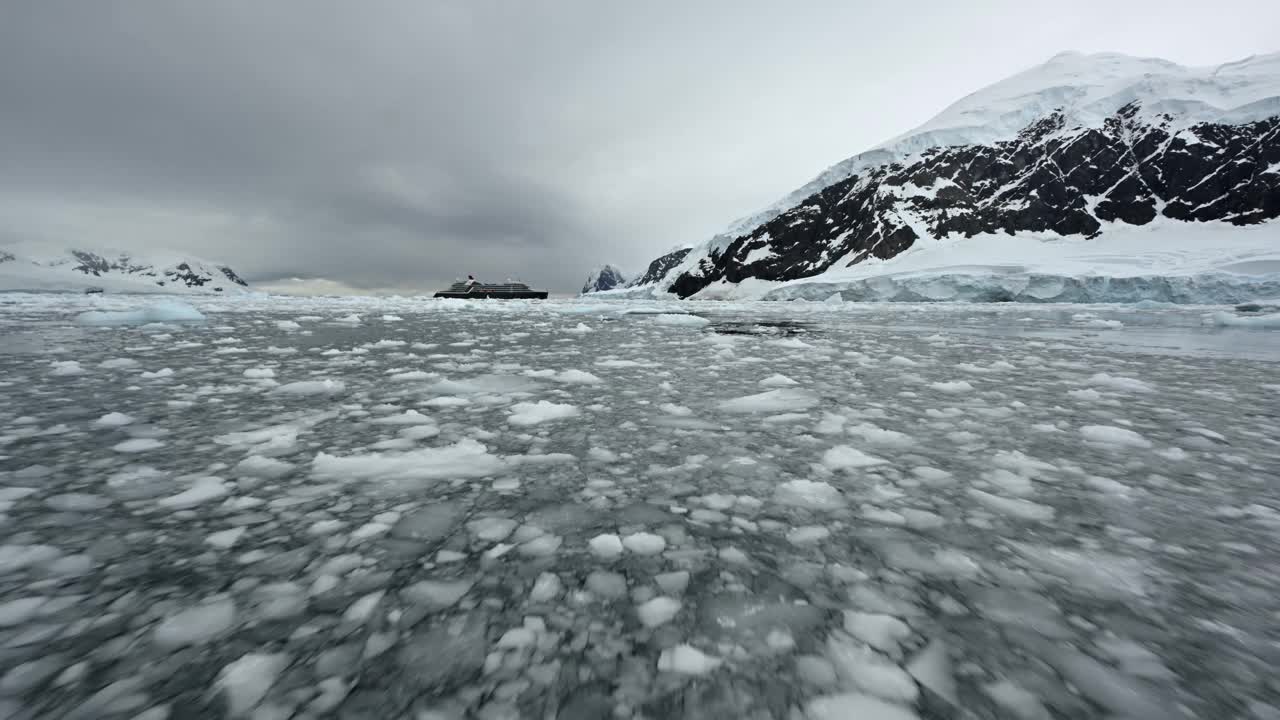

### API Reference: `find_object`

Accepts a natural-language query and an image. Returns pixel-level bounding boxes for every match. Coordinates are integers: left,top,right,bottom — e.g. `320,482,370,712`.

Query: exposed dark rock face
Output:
664,107,1280,298
631,248,692,287
58,250,249,290
581,265,627,294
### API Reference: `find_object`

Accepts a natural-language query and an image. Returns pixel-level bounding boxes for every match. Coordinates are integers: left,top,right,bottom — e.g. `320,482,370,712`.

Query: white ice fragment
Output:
906,639,957,704
467,517,517,542
242,367,276,379
519,535,562,557
844,612,912,654
967,489,1054,521
787,526,831,545
653,314,710,327
312,438,506,484
822,445,889,470
1087,373,1153,393
552,369,603,385
775,480,846,510
657,645,721,675
622,532,666,555
1080,425,1152,449
529,572,562,602
94,412,135,427
76,302,205,326
271,379,346,396
636,596,681,628
982,681,1051,720
113,438,165,453
404,579,473,609
805,693,920,720
157,477,229,509
718,388,819,414
343,591,385,623
153,598,236,648
235,455,294,480
0,597,46,627
45,493,112,512
759,373,800,387
589,533,624,559
217,652,290,717
655,571,690,595
929,380,974,394
507,400,580,426
496,627,537,648
827,635,918,704
205,528,247,549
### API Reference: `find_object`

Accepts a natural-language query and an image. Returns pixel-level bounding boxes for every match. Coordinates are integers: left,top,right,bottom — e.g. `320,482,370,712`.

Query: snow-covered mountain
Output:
0,246,251,294
626,51,1280,302
580,264,628,294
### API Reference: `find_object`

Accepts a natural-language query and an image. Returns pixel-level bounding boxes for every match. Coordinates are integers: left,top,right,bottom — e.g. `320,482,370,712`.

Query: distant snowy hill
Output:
0,246,251,294
624,51,1280,302
580,265,627,294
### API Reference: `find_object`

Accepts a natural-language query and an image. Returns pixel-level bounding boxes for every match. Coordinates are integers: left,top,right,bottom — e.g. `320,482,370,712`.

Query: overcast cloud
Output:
2,1,1276,293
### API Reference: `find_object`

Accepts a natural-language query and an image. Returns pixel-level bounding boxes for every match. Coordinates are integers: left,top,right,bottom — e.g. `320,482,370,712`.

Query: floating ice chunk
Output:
787,526,831,545
153,598,235,648
637,596,681,628
1087,373,1153,393
496,627,538,648
552,369,603,385
589,533,624,559
844,612,912,654
718,388,819,414
76,302,206,326
0,597,46,627
826,635,918,703
45,493,112,512
655,571,690,595
1044,646,1171,717
653,314,710,327
1207,311,1280,328
507,401,580,426
112,438,165,453
847,423,914,447
659,403,694,416
887,356,919,367
529,572,562,602
333,314,361,324
907,639,957,704
272,379,346,396
343,591,385,623
235,455,294,480
982,681,1051,720
217,652,290,716
775,479,846,510
805,693,920,720
242,367,276,379
519,535,562,557
206,527,247,549
564,322,594,334
94,412,135,427
657,645,721,675
157,477,229,509
370,410,434,425
275,320,301,330
1080,425,1152,449
622,532,666,555
0,545,63,574
822,445,889,470
759,373,800,387
403,579,473,609
929,380,974,394
312,438,505,484
99,357,138,369
1008,543,1147,597
967,489,1054,521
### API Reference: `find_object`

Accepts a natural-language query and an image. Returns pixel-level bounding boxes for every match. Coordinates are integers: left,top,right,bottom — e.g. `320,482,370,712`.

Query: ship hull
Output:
433,290,548,299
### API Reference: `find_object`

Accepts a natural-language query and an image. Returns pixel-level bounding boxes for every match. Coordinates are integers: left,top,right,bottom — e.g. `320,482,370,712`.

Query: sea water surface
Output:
0,293,1277,719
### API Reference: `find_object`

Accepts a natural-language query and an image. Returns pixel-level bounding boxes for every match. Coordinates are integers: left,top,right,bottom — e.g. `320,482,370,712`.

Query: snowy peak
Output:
626,50,1280,300
580,264,627,294
0,246,251,294
714,51,1280,247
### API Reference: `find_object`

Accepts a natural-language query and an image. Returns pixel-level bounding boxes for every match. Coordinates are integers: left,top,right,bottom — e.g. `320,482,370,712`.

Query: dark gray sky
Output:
2,1,1276,294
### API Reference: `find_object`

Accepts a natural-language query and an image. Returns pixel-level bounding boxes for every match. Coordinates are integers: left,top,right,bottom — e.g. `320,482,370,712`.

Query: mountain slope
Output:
634,51,1280,301
0,246,251,294
580,264,628,294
